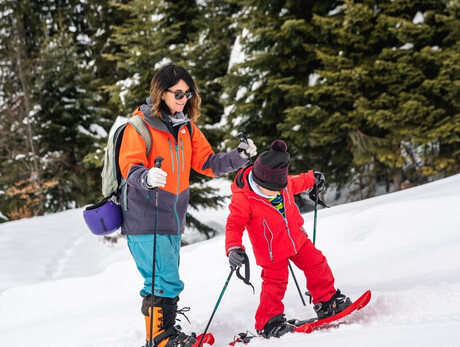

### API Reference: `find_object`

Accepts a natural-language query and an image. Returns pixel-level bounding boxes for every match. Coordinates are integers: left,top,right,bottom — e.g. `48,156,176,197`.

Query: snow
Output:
399,43,414,50
413,11,424,24
308,73,320,86
228,34,245,70
327,5,345,16
1,174,460,346
116,74,141,106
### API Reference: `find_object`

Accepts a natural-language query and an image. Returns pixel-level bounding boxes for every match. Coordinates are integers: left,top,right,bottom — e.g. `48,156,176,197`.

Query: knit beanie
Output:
252,140,290,191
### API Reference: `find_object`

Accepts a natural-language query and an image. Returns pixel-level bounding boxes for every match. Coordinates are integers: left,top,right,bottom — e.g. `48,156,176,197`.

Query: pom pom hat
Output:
252,140,290,191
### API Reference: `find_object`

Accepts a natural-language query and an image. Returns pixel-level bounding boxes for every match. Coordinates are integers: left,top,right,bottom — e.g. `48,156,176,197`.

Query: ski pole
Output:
290,188,320,306
288,262,307,306
312,185,319,245
197,268,235,347
149,157,164,347
305,184,329,303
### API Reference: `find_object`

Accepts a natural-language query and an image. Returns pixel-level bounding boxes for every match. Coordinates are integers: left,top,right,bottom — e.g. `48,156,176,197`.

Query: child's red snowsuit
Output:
225,166,336,331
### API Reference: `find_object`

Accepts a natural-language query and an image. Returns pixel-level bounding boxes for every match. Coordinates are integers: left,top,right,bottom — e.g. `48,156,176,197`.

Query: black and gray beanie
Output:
252,140,290,191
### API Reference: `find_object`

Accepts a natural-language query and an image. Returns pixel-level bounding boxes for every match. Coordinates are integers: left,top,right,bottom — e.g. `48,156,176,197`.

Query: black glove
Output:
228,249,246,269
314,171,326,192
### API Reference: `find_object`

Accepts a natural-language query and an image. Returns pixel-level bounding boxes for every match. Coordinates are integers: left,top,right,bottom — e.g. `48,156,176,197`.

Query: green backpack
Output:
101,115,152,200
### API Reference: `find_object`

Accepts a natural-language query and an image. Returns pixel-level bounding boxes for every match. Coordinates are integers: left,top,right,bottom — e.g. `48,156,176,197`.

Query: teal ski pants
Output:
127,234,184,298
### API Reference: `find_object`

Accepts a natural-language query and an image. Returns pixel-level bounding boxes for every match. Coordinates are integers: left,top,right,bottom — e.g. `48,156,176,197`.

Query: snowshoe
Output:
257,314,294,339
314,289,352,320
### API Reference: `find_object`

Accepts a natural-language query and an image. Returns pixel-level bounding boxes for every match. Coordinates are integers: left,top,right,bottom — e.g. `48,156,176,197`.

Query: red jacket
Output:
225,166,316,266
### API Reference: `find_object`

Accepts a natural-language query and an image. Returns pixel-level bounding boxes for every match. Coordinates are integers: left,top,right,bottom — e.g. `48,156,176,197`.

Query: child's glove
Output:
228,249,246,269
314,171,325,192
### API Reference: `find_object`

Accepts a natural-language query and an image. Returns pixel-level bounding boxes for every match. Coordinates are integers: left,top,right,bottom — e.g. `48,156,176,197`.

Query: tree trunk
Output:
12,17,44,214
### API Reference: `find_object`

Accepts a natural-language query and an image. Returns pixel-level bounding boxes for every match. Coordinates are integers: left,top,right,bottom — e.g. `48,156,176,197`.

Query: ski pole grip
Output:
154,157,164,168
235,132,248,145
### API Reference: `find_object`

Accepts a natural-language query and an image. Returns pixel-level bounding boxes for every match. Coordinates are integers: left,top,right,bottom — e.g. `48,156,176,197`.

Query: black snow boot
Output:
314,289,352,320
258,314,294,339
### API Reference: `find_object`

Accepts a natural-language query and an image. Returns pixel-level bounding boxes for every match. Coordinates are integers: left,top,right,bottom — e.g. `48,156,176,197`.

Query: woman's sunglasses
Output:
166,90,193,100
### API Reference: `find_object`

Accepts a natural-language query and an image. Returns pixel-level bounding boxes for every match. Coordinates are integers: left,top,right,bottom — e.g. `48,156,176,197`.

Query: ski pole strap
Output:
236,253,255,294
308,189,330,208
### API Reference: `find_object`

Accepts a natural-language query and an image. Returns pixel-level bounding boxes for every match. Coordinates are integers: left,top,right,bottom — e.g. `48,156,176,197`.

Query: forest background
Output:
0,0,458,235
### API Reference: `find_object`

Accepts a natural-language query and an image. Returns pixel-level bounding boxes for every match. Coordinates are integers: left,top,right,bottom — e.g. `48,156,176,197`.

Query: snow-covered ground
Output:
1,174,460,347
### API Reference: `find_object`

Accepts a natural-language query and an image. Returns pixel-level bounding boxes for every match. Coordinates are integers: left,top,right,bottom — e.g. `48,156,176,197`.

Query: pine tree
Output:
105,0,232,237
223,0,337,172
0,0,110,218
296,0,459,197
35,16,102,211
0,0,47,218
105,0,202,112
183,0,242,232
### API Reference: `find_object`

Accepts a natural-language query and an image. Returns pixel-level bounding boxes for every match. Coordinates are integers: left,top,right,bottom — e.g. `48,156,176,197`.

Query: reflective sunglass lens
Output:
175,91,192,100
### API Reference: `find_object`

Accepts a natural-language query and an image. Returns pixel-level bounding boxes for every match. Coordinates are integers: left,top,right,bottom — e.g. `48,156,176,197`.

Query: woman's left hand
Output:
238,138,257,159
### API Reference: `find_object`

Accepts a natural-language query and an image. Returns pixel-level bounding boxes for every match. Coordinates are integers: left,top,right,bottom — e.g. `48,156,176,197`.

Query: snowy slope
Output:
1,174,460,347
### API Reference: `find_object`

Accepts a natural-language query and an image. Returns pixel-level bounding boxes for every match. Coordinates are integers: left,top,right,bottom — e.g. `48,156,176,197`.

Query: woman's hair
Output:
149,63,201,122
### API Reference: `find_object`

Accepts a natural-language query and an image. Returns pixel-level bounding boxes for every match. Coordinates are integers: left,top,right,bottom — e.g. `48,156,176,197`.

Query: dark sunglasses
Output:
166,89,193,100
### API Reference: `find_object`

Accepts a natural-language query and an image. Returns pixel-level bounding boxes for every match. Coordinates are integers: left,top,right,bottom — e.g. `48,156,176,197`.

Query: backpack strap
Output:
128,115,152,157
186,121,193,138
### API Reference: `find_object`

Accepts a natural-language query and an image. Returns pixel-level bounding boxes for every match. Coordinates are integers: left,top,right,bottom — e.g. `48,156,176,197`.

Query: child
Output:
225,140,351,338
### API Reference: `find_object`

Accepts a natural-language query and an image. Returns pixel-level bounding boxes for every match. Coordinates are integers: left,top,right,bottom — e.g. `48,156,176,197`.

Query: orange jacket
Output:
119,109,216,195
118,102,247,235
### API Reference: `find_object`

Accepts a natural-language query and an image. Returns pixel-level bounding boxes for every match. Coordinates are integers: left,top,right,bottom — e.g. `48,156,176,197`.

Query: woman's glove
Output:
146,167,167,188
238,138,257,159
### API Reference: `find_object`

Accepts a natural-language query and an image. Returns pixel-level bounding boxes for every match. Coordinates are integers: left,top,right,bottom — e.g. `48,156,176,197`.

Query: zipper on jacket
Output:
168,139,175,173
251,194,298,255
180,138,185,172
262,219,274,261
281,190,298,254
144,191,150,215
173,142,181,234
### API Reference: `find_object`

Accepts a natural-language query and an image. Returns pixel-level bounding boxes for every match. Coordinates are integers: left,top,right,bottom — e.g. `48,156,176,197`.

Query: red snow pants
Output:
254,238,336,331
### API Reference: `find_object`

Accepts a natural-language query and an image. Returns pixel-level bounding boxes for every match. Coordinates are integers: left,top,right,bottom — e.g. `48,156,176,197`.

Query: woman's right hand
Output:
146,167,167,188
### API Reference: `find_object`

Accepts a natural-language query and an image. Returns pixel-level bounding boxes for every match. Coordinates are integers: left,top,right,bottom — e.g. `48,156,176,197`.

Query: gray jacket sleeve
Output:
202,148,249,177
127,164,151,190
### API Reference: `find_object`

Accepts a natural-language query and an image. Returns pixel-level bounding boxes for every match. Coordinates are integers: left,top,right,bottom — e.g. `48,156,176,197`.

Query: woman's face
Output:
162,79,191,115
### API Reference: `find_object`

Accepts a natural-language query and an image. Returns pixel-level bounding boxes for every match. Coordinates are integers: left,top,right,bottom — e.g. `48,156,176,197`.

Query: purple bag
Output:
83,197,122,235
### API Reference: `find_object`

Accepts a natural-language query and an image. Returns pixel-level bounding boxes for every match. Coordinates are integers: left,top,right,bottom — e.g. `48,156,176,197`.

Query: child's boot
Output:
257,314,294,338
314,289,352,319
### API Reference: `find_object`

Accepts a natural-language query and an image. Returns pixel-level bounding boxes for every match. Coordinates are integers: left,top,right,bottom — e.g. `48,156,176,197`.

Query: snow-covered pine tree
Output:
35,17,101,212
0,0,49,218
184,0,242,224
290,0,459,198
104,0,201,112
223,0,338,173
104,0,237,237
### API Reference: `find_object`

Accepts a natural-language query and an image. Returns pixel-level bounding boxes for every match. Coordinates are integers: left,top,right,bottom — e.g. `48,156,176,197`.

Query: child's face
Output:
258,185,279,197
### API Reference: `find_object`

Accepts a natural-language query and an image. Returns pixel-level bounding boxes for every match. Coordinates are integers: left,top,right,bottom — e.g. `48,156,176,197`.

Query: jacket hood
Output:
232,166,255,195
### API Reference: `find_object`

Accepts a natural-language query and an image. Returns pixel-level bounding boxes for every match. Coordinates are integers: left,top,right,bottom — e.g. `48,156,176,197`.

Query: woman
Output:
118,63,257,347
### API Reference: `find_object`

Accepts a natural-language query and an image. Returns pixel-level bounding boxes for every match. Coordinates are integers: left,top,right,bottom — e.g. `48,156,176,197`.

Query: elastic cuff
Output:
226,246,243,256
